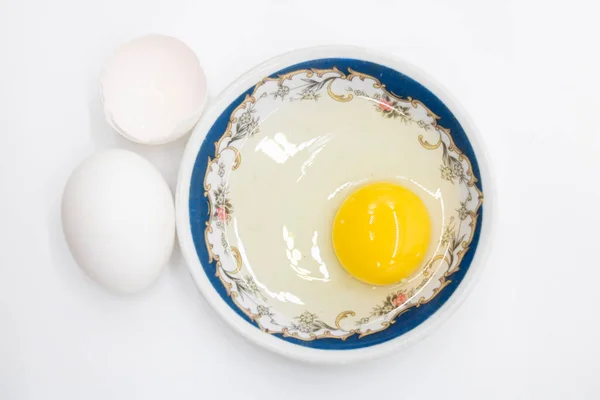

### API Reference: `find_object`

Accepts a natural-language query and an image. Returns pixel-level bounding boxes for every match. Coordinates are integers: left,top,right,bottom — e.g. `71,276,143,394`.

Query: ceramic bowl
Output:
176,46,492,363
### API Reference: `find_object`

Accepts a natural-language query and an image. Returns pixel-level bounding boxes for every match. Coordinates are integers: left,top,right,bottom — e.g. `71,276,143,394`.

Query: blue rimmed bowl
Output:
176,46,492,363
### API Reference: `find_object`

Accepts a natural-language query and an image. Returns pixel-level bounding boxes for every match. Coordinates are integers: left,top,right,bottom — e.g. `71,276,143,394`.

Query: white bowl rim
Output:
175,45,495,364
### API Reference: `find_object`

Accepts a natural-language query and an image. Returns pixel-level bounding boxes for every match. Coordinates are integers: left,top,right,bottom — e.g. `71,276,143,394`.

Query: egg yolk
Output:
332,182,431,285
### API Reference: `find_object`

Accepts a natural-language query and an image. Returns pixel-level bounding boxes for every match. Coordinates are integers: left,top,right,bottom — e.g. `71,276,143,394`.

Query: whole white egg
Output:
62,149,175,294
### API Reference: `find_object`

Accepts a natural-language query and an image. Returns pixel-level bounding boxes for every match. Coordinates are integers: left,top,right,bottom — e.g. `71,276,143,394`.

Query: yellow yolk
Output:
332,182,431,285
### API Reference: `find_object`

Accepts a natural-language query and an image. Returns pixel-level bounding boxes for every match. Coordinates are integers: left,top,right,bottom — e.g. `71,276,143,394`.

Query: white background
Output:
1,0,599,398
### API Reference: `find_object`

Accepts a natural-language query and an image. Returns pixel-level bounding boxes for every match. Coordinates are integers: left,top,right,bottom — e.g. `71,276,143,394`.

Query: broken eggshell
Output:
101,34,208,145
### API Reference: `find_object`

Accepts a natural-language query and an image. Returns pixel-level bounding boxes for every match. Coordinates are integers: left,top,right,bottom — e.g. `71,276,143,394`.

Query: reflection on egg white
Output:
255,133,318,164
254,132,334,182
311,231,331,280
327,180,366,201
282,226,330,283
233,217,304,305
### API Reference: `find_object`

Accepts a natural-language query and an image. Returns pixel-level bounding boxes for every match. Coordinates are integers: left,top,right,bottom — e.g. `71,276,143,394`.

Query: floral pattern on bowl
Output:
199,66,483,342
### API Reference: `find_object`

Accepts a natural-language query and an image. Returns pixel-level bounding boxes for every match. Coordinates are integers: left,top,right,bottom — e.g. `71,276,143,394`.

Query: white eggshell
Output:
62,149,175,294
101,34,208,145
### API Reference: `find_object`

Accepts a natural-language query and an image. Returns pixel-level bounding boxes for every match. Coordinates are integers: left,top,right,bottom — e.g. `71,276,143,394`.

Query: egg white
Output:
226,98,459,325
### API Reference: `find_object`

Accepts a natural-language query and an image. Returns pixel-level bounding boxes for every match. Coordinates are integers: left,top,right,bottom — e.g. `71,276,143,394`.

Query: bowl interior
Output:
185,56,484,351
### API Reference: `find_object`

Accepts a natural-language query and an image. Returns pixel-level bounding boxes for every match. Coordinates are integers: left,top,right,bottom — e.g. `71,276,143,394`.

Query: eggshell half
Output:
101,34,208,145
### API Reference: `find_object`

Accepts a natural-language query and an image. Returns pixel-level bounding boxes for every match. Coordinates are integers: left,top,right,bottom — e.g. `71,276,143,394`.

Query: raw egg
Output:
332,182,431,285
